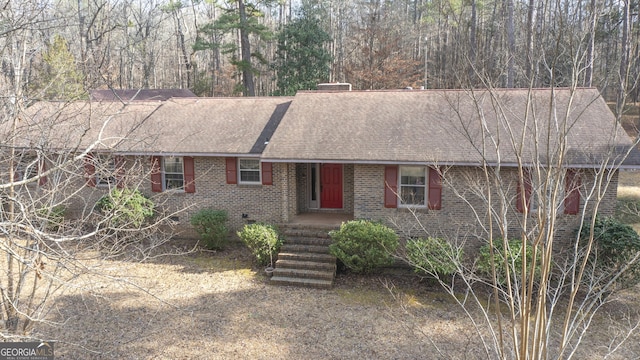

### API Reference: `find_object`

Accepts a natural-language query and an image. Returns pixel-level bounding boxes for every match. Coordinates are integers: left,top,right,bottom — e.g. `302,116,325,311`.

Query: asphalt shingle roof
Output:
10,88,639,168
14,97,292,155
262,88,640,167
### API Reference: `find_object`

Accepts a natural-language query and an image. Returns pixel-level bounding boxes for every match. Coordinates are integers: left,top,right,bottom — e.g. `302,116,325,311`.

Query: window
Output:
151,156,195,193
14,156,39,182
517,169,580,215
385,165,442,209
530,183,563,214
399,166,427,207
163,156,184,190
85,153,125,188
239,158,261,184
95,155,117,186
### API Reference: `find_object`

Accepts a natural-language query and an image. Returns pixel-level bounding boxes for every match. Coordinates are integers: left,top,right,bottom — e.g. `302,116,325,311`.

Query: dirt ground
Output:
35,244,640,360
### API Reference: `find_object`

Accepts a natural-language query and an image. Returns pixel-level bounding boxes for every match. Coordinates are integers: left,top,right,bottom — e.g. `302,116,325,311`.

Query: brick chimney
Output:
316,83,352,91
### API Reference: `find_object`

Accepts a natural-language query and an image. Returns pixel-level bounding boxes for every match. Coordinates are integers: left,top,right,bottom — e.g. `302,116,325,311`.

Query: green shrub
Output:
38,205,66,231
579,216,640,291
328,220,399,274
477,239,540,287
406,237,462,277
190,209,229,250
237,223,282,266
96,188,154,228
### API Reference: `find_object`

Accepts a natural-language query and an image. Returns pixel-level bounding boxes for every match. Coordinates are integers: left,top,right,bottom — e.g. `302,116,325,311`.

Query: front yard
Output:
37,246,451,359
26,169,640,359
36,242,640,359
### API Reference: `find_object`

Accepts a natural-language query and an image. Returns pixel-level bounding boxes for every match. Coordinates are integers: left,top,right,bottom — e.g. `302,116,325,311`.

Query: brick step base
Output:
273,267,335,280
270,276,333,289
275,259,336,271
280,244,331,254
271,224,338,288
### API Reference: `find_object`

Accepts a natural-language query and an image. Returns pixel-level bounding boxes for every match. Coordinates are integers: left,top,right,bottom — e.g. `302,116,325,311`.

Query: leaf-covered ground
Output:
36,244,640,359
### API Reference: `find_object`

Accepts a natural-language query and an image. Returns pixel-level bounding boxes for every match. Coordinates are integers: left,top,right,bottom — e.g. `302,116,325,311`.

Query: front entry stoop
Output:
271,225,337,288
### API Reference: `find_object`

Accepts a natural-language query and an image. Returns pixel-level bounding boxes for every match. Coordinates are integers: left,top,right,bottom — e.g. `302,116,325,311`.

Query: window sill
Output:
238,182,262,186
398,205,427,209
163,189,186,193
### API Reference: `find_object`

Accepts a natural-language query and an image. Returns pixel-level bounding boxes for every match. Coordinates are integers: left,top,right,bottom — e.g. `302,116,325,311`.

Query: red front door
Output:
320,163,343,209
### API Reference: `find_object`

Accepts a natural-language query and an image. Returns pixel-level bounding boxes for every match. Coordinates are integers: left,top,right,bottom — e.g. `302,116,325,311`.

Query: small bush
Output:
237,223,282,266
38,205,66,231
96,188,154,228
406,237,462,277
579,216,640,291
477,239,540,287
328,220,399,274
190,209,229,250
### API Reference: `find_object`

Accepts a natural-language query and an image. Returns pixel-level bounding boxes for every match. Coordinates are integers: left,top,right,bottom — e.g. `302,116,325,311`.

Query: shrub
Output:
406,237,462,277
328,220,399,274
477,239,541,287
579,216,640,292
190,209,229,250
237,223,282,266
38,205,66,231
96,188,154,228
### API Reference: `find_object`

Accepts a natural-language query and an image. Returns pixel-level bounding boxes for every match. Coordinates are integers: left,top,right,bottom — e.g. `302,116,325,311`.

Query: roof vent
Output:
316,83,352,92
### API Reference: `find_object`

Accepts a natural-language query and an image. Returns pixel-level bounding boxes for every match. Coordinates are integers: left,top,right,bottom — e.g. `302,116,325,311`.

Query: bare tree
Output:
0,2,191,340
396,88,640,359
396,15,640,358
0,101,195,339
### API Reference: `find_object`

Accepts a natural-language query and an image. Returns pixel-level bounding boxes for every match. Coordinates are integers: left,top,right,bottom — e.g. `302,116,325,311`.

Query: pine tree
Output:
272,13,332,96
37,34,86,100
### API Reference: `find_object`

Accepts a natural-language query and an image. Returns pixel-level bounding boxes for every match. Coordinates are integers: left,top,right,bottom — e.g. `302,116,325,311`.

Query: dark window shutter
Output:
84,153,96,187
226,157,237,184
262,162,273,185
516,170,532,213
384,165,398,208
150,156,163,192
115,156,126,189
428,167,442,210
38,159,48,186
184,156,196,193
564,169,581,215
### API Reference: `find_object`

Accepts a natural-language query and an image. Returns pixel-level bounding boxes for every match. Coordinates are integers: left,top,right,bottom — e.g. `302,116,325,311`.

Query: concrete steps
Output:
269,276,334,288
271,224,338,289
274,259,336,272
280,244,331,254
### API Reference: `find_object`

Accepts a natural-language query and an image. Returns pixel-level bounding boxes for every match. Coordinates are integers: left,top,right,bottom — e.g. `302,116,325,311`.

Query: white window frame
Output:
162,156,185,191
398,166,427,208
95,154,117,187
238,158,261,185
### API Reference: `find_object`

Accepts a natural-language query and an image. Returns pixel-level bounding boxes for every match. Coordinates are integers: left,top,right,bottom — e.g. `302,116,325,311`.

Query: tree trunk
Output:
506,0,515,88
469,0,477,82
525,0,535,82
238,0,255,96
617,0,631,115
585,0,598,87
172,7,191,89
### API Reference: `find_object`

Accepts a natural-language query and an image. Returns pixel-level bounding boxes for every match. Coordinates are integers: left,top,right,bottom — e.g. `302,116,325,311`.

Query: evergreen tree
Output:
272,14,331,96
209,0,273,96
37,34,86,100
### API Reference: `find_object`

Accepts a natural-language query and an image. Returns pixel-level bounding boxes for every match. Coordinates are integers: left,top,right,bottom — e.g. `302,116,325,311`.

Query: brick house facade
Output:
7,87,639,245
